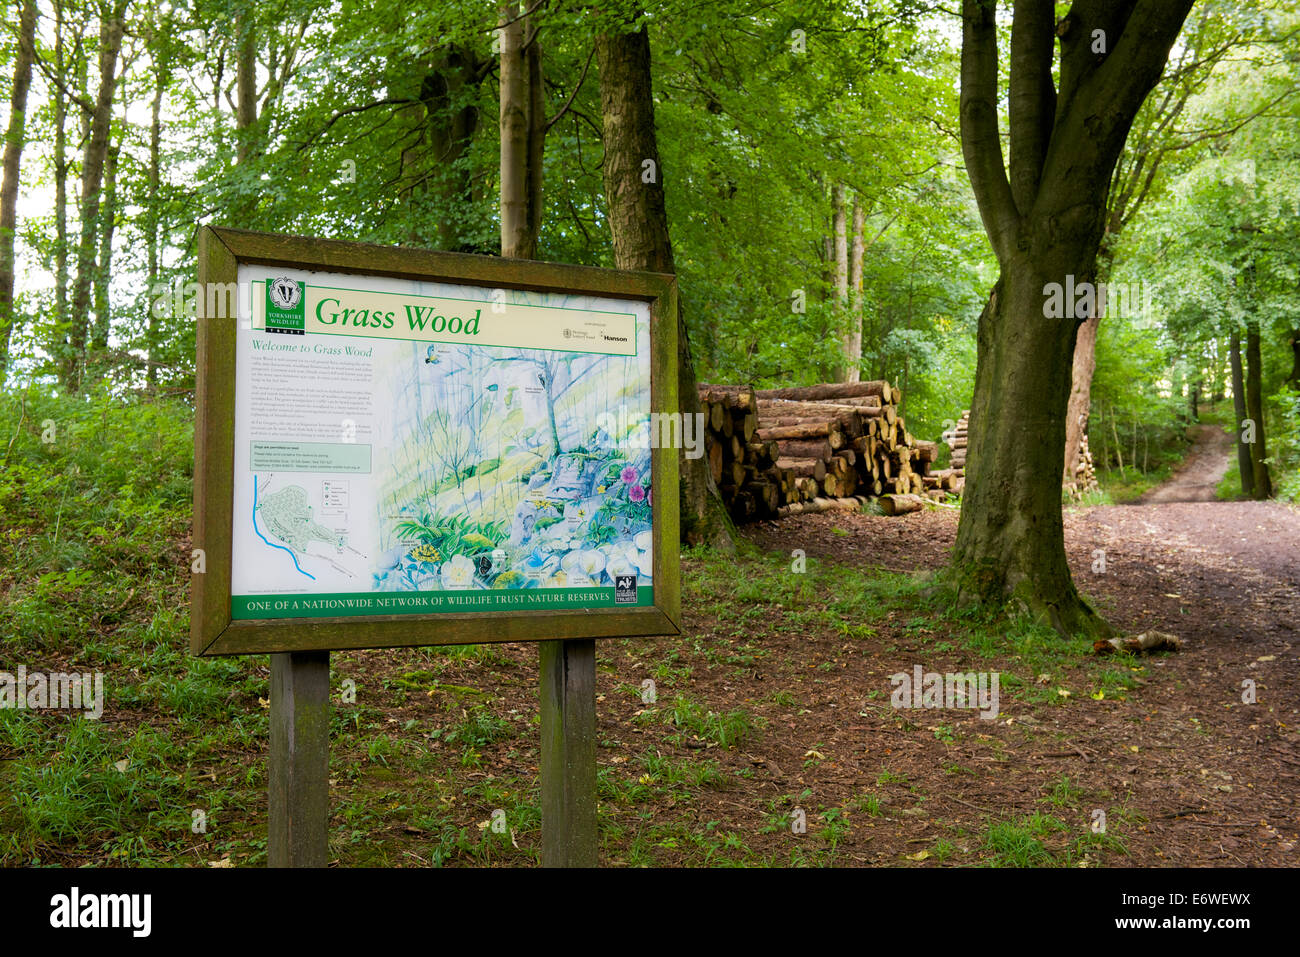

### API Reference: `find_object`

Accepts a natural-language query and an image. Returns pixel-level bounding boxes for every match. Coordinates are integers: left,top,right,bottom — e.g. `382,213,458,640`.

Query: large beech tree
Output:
596,15,734,548
955,0,1193,635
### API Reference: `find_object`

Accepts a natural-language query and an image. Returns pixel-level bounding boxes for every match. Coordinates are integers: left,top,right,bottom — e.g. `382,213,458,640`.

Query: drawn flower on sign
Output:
620,466,638,485
441,554,476,589
629,485,646,503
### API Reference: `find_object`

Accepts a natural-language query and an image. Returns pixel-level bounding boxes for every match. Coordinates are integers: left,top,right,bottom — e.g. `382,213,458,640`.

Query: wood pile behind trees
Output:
940,408,1100,500
941,410,969,478
1065,432,1100,498
698,381,962,522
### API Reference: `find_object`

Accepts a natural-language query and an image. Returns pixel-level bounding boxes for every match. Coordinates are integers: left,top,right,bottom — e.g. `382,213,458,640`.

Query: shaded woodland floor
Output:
746,487,1299,865
6,424,1297,867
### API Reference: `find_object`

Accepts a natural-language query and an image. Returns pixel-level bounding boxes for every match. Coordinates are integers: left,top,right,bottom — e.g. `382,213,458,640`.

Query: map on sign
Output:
251,475,366,581
229,264,655,621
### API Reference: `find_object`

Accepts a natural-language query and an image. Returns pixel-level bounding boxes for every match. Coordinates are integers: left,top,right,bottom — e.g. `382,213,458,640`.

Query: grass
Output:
1,389,1155,868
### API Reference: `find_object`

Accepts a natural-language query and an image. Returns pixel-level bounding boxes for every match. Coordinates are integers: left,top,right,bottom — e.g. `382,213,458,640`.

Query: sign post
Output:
268,651,330,867
539,639,597,867
192,227,680,867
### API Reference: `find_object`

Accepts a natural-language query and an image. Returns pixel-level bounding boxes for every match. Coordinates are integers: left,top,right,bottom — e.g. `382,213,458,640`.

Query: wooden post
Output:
539,639,597,867
269,651,330,867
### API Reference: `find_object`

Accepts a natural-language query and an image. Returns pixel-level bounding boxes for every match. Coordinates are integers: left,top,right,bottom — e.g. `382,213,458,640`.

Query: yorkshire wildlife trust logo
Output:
615,574,638,604
265,276,306,335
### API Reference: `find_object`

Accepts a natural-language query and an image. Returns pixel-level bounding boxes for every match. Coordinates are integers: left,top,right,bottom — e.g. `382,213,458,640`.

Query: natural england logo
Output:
0,667,104,719
890,664,1000,720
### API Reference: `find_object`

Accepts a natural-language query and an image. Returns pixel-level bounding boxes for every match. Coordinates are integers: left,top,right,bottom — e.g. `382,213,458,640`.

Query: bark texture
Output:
1229,330,1253,497
499,1,544,259
1245,320,1272,499
63,4,126,391
955,0,1193,636
0,0,37,376
596,20,734,549
846,197,864,383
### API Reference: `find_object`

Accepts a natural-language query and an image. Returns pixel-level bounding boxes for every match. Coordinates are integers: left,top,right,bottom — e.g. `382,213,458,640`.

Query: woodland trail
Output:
1136,423,1235,504
745,480,1300,864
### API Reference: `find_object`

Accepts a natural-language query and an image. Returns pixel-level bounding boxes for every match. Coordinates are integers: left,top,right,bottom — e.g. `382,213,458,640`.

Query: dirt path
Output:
1137,423,1234,504
744,492,1300,865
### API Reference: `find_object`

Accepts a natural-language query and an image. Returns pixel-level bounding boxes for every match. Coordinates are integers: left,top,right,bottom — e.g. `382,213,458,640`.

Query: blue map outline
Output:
253,474,316,580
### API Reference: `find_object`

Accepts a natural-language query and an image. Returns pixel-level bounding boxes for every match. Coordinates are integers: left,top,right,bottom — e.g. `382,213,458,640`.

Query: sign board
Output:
192,228,681,656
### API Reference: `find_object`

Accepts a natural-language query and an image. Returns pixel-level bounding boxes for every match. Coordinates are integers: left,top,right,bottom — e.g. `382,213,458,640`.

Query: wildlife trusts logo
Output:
614,574,638,604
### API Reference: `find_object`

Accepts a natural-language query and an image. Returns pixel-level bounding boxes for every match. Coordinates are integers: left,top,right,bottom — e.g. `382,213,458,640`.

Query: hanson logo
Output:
265,277,305,335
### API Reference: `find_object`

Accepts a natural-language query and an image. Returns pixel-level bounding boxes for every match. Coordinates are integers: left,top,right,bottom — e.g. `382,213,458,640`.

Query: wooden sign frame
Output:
192,227,681,657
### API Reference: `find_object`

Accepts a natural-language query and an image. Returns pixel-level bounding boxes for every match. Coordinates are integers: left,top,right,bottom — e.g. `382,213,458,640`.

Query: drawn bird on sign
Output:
425,345,441,364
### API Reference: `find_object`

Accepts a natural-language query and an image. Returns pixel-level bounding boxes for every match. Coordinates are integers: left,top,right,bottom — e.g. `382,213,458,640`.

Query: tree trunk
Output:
399,48,488,249
499,1,544,259
832,183,848,380
1245,319,1272,499
954,0,1192,636
54,0,69,344
846,197,864,383
91,105,122,355
1229,329,1253,498
63,4,126,392
145,53,165,385
597,19,734,550
236,7,257,166
956,269,1110,636
1288,327,1300,391
0,0,37,377
1062,313,1099,484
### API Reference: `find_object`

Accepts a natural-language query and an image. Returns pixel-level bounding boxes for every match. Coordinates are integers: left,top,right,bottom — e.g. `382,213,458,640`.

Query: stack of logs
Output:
1066,433,1100,498
940,408,1101,498
941,410,969,476
698,381,965,522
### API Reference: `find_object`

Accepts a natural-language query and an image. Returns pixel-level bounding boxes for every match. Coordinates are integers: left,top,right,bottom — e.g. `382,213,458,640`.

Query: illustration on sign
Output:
230,265,655,620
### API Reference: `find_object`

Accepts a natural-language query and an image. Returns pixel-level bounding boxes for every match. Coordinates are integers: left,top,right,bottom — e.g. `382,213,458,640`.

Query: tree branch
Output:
960,0,1018,262
1007,0,1056,215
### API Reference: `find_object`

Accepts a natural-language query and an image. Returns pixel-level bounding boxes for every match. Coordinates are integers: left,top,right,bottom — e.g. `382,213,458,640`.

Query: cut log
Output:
777,438,832,460
756,422,836,441
879,493,924,516
777,457,827,481
699,384,756,411
756,380,892,402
